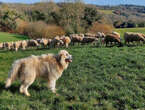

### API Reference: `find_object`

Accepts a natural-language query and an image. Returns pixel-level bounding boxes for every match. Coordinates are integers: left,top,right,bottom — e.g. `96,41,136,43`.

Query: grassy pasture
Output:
0,28,145,110
0,32,28,43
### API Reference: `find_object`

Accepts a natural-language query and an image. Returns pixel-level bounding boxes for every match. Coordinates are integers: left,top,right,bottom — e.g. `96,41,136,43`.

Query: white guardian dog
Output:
5,50,72,96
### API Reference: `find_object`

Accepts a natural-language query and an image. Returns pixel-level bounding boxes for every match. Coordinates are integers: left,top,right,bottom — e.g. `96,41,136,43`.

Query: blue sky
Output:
0,0,145,6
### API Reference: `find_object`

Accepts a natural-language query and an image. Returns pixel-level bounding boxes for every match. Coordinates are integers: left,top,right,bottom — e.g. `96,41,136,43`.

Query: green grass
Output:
0,45,145,110
0,32,28,43
98,9,113,14
0,29,145,110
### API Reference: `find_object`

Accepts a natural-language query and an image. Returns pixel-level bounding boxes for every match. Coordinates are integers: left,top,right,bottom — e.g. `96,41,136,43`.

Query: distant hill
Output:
0,2,145,34
95,5,145,28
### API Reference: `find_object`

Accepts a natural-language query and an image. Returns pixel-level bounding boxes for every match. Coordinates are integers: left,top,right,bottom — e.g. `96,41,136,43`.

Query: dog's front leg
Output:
48,79,56,93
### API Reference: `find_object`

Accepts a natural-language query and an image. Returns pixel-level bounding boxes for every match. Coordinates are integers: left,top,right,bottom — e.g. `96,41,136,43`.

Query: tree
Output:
83,7,101,26
59,0,85,34
0,9,24,32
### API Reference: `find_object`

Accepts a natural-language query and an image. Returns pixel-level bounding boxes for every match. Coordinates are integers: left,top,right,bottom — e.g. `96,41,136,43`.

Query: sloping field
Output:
0,28,145,109
0,46,145,110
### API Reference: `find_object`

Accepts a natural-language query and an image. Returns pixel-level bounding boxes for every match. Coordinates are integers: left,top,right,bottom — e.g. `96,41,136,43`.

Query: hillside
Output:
0,28,145,109
96,5,145,28
0,3,145,33
0,45,145,110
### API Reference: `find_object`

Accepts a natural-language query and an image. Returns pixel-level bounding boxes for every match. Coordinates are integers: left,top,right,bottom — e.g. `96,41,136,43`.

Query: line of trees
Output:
0,1,113,39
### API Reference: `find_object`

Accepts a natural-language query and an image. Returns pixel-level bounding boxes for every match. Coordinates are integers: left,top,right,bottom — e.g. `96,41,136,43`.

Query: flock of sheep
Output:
0,32,145,51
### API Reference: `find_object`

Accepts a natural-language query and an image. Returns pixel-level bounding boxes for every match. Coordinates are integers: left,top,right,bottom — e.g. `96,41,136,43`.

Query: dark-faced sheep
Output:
70,34,84,45
124,32,145,45
81,37,98,45
40,39,49,48
27,40,39,48
97,32,106,38
40,38,52,48
104,34,123,46
21,40,28,50
50,36,64,48
13,41,21,52
5,42,14,50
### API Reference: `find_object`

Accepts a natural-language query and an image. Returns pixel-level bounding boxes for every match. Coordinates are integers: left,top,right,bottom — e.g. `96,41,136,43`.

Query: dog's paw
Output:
52,88,57,93
25,92,31,97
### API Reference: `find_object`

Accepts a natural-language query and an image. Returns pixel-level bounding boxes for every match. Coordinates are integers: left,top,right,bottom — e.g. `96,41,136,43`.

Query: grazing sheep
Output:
39,38,52,48
60,36,71,48
97,32,106,38
81,37,98,45
13,41,21,52
5,42,14,50
124,32,145,44
36,38,41,44
27,40,39,48
70,34,84,45
0,43,4,49
140,33,145,39
112,31,120,39
47,39,52,47
21,40,28,50
85,33,97,37
40,39,49,48
104,34,123,46
50,36,64,48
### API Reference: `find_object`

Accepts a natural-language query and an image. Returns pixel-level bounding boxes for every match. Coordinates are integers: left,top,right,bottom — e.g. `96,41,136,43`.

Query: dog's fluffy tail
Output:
5,60,22,88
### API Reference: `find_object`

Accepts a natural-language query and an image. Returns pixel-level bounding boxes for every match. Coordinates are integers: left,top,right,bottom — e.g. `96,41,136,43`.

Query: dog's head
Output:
56,50,72,70
58,50,72,63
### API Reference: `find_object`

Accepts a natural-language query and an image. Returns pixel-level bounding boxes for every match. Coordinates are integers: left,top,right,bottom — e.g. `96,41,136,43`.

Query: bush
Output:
15,19,29,34
23,21,65,39
0,9,25,32
43,24,65,39
88,22,113,34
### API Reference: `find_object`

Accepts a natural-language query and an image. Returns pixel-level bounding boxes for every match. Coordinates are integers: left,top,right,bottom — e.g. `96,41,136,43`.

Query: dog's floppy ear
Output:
56,50,66,61
55,53,62,62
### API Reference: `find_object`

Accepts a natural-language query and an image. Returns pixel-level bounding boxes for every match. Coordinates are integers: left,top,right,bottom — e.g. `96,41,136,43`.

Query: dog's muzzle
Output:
65,55,72,63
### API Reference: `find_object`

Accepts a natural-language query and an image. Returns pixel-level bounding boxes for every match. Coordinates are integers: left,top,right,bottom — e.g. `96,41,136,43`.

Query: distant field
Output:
0,32,28,43
115,27,145,37
98,9,113,14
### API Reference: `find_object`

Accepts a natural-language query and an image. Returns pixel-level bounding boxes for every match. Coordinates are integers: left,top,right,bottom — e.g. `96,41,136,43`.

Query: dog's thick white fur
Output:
5,50,72,96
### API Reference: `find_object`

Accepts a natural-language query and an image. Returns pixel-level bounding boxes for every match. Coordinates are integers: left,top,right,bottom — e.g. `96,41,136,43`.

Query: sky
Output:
0,0,145,6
